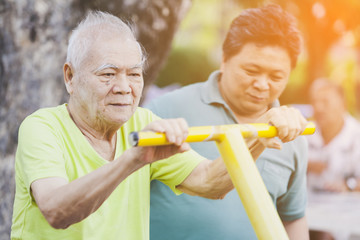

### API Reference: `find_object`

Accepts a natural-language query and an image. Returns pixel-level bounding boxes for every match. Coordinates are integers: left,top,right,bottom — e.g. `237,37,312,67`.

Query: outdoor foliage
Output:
156,47,217,87
158,0,360,111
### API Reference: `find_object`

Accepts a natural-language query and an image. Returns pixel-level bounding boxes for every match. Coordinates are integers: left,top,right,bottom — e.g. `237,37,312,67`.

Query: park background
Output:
1,0,360,239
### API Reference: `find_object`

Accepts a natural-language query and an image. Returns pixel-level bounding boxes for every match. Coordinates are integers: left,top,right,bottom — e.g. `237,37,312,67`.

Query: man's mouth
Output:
249,94,266,102
109,103,131,107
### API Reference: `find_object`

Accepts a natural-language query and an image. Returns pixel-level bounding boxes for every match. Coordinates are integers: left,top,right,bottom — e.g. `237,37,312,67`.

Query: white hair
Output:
66,11,146,70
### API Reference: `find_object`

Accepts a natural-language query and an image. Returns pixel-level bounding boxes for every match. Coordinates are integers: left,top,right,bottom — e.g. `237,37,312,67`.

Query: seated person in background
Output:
147,4,309,240
307,78,360,192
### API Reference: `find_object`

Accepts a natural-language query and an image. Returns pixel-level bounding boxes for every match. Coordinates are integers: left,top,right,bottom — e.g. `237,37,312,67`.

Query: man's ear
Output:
63,63,74,94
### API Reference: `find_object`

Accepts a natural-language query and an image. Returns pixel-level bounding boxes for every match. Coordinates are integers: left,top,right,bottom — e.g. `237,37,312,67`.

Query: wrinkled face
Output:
219,42,291,117
67,34,143,127
311,87,345,126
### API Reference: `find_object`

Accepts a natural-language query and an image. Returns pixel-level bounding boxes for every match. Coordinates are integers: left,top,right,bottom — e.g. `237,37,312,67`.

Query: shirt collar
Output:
200,70,228,106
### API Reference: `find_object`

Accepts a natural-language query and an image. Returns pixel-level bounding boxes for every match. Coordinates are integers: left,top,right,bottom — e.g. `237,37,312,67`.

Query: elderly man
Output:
307,79,360,240
11,11,307,240
307,78,360,192
147,4,309,240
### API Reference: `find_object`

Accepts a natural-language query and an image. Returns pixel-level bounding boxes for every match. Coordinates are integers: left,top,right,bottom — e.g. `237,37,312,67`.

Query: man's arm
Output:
31,148,150,229
283,217,309,240
176,157,232,199
31,119,191,229
178,106,308,199
32,105,307,228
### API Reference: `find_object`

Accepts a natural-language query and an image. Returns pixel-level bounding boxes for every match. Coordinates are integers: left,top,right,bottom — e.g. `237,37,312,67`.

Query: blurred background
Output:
152,0,360,117
1,0,360,239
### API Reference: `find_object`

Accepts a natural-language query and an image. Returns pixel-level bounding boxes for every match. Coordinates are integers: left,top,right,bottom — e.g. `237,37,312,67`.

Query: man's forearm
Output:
177,139,266,199
177,157,233,199
31,149,145,229
283,217,309,240
247,138,266,161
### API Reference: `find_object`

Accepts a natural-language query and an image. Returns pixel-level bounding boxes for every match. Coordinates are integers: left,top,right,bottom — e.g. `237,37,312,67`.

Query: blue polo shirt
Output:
146,71,308,240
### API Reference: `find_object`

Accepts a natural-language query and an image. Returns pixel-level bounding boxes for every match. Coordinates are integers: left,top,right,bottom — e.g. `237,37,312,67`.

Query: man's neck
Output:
234,111,267,124
320,117,345,145
67,104,118,161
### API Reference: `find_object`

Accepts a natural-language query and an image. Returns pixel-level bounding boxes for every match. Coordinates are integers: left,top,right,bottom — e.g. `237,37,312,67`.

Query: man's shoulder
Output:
146,83,205,117
21,104,67,128
345,114,360,131
330,114,360,147
150,82,203,104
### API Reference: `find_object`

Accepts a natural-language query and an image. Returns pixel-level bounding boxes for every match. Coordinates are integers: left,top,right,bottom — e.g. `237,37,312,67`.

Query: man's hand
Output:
131,118,191,165
255,106,308,149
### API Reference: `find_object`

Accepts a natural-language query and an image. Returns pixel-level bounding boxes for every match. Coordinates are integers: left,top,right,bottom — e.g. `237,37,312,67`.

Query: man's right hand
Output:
255,105,308,149
129,118,191,165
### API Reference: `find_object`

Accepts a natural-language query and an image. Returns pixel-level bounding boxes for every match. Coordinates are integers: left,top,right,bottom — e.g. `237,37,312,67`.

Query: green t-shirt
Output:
11,104,203,240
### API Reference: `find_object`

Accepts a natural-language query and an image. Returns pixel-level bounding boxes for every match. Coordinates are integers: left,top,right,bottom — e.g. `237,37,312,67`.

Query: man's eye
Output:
129,73,141,77
270,75,283,81
245,69,258,75
103,73,115,77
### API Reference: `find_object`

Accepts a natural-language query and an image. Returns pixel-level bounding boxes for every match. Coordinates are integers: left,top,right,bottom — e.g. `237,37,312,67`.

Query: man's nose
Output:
253,75,270,90
112,74,131,94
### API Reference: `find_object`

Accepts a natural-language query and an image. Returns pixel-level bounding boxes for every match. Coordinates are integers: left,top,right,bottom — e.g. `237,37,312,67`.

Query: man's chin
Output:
110,111,135,125
246,102,268,112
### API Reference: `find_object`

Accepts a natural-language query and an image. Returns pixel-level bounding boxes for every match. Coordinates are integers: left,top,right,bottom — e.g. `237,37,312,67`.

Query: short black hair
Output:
222,4,302,68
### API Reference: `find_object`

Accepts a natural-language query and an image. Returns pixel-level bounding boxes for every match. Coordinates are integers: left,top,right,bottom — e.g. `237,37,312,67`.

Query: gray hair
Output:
66,11,146,70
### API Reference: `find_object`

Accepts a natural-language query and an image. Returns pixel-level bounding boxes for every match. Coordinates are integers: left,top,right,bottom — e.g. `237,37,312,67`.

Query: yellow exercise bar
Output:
129,122,315,240
129,122,315,146
216,126,288,239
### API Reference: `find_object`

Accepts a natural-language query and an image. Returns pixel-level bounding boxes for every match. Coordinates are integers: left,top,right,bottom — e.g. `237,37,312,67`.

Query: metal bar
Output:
216,126,289,239
129,122,315,147
129,122,315,238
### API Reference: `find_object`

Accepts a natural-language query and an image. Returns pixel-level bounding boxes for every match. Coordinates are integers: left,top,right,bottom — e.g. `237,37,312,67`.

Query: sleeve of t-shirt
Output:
150,149,204,195
146,95,205,195
16,113,69,191
276,137,308,221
